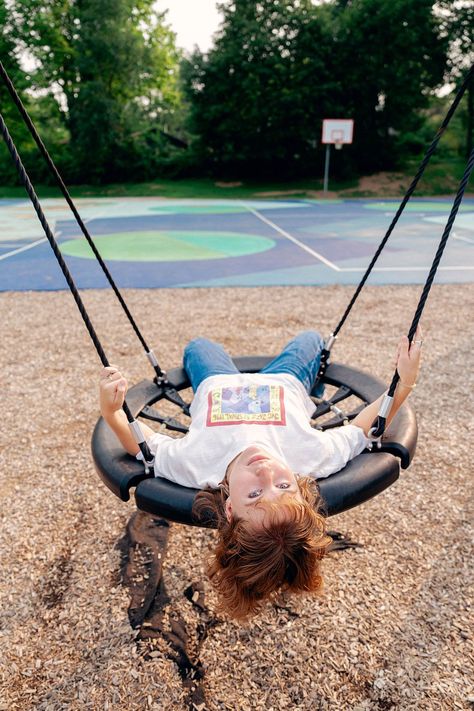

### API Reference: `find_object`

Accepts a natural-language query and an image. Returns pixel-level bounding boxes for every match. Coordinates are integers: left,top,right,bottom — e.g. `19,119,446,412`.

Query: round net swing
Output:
1,60,472,529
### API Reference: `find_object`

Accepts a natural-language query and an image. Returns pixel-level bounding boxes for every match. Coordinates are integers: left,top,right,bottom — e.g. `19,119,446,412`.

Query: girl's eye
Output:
277,483,290,489
249,489,262,499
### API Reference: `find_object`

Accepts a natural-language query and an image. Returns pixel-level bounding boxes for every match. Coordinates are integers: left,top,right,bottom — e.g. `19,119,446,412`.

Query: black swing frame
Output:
92,359,418,526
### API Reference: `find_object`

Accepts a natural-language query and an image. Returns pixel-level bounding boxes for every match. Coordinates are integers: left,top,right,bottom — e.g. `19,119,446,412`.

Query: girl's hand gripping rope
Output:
352,328,422,439
99,365,128,419
99,366,155,458
396,327,423,390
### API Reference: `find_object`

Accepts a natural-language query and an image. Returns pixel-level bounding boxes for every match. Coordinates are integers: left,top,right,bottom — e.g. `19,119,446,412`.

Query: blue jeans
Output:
183,331,325,397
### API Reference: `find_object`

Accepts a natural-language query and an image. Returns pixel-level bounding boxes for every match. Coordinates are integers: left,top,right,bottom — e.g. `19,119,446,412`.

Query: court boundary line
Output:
339,265,474,272
1,198,472,279
0,236,48,261
240,201,341,271
452,231,474,245
239,203,472,274
0,199,117,262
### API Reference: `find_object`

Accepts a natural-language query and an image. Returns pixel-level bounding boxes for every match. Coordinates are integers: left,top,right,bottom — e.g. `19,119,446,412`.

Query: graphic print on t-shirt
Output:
207,385,286,426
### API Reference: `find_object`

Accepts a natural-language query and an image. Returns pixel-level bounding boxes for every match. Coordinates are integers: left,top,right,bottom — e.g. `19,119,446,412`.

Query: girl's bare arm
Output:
99,366,155,455
352,329,422,436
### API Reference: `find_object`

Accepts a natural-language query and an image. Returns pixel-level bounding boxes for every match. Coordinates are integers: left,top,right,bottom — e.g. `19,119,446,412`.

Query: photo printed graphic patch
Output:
207,385,286,426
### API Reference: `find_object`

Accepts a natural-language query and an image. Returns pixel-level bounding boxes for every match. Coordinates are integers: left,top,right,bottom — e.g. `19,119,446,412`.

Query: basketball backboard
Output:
322,119,354,145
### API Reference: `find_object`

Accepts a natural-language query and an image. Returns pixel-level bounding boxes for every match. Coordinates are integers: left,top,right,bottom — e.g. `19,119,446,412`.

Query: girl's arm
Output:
99,366,155,455
352,330,422,437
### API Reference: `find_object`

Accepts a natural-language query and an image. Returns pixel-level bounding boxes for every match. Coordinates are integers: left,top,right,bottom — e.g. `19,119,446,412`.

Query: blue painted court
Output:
0,197,473,290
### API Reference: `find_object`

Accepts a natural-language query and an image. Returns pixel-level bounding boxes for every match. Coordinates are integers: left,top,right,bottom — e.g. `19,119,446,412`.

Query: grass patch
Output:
0,176,356,200
0,158,470,200
406,156,470,195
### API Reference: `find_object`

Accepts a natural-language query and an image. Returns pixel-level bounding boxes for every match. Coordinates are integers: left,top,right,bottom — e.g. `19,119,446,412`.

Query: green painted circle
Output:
59,231,275,262
149,205,247,214
363,201,465,212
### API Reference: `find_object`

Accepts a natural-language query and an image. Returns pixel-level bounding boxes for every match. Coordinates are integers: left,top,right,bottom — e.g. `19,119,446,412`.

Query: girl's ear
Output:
225,497,232,523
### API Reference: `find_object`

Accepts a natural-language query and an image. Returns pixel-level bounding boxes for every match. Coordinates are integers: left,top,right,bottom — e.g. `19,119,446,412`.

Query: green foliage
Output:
8,0,184,183
183,0,332,177
331,0,448,171
437,0,473,77
0,0,35,183
1,0,467,187
436,1,474,157
183,0,449,178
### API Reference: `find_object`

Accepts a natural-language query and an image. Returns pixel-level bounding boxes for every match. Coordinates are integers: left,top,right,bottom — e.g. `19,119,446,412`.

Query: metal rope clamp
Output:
316,333,337,382
129,420,155,474
368,393,394,441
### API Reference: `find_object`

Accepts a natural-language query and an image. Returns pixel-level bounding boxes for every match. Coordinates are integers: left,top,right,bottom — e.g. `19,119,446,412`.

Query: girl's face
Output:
225,444,302,525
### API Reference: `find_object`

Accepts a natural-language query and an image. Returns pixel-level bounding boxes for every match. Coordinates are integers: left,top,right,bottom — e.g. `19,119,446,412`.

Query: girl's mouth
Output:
247,454,270,465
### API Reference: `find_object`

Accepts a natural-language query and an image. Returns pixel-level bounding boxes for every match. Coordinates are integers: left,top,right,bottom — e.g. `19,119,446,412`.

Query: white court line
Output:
0,229,62,262
0,236,47,261
0,198,113,263
240,206,473,273
339,264,474,272
452,231,474,245
240,201,341,271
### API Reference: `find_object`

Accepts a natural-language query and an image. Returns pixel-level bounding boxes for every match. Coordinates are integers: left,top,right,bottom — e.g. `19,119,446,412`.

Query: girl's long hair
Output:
193,476,330,619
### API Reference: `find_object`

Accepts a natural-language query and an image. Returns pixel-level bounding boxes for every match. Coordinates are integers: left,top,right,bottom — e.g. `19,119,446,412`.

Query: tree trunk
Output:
467,75,473,159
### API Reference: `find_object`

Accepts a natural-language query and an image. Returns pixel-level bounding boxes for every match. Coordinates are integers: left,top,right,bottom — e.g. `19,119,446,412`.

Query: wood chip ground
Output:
0,285,473,710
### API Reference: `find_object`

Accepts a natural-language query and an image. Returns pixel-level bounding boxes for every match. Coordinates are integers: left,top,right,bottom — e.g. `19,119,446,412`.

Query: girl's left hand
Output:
396,327,423,388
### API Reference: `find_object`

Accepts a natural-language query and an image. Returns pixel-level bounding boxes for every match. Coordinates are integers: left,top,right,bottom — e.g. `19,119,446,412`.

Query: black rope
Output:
0,110,154,465
315,63,474,381
334,63,473,338
371,147,474,437
0,60,166,382
315,64,474,385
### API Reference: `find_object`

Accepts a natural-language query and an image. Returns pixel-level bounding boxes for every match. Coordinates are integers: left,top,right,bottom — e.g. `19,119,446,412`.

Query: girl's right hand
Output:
99,365,128,418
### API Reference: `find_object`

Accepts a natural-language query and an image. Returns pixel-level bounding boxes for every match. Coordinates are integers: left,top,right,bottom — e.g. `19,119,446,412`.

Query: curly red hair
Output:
193,476,330,619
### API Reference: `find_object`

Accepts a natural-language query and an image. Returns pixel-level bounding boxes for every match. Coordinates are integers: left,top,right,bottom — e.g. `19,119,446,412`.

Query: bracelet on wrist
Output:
398,380,416,390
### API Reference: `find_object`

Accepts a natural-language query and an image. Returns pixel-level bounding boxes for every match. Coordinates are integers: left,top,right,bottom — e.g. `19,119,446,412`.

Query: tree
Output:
10,0,184,182
437,1,474,157
329,0,448,172
183,0,334,178
183,0,449,178
0,0,35,183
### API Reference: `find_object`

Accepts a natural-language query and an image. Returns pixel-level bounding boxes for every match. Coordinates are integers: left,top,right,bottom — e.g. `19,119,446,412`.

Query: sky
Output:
160,0,221,52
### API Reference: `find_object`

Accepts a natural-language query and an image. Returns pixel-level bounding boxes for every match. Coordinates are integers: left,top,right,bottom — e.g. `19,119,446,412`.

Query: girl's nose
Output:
255,459,272,471
255,461,273,481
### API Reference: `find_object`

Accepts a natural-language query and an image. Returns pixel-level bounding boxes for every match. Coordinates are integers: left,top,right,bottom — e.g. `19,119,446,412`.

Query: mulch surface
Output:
1,285,473,710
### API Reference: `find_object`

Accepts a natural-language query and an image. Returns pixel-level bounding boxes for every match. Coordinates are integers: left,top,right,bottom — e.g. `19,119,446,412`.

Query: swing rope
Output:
317,62,474,378
0,110,155,468
370,146,474,437
2,60,471,446
0,60,167,383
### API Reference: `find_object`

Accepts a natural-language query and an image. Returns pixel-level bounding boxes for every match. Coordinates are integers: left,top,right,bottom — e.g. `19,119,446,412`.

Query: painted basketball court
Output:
0,196,473,290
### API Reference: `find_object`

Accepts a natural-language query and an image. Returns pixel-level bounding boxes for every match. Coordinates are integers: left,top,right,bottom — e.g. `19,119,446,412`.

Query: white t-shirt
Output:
145,373,370,490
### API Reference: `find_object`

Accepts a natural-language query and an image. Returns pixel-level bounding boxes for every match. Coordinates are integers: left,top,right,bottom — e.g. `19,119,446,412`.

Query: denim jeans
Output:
183,330,325,397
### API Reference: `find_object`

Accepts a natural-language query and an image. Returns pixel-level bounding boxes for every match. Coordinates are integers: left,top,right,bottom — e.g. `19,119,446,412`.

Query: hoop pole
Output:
323,144,330,193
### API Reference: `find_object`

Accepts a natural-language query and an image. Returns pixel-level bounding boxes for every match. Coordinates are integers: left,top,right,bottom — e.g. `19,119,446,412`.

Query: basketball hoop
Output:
321,118,354,192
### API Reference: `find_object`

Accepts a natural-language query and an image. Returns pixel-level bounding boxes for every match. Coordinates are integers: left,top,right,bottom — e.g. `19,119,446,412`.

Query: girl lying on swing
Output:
99,329,422,619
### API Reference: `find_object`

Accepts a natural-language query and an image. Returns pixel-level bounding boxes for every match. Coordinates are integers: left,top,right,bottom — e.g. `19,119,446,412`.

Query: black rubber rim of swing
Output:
92,359,417,526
